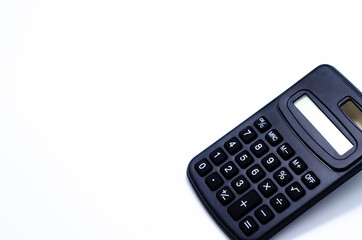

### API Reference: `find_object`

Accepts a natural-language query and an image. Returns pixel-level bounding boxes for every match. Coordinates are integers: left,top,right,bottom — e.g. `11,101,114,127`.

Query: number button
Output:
270,193,290,213
261,154,281,172
265,129,283,146
277,143,295,160
289,157,307,174
258,178,277,198
254,205,274,225
194,159,212,176
231,176,250,194
205,172,223,191
286,182,305,201
235,151,254,169
239,126,257,144
302,171,320,189
273,167,293,186
224,137,242,155
209,148,227,165
216,186,235,205
246,164,265,183
239,217,258,236
250,140,269,157
220,161,239,180
254,116,271,133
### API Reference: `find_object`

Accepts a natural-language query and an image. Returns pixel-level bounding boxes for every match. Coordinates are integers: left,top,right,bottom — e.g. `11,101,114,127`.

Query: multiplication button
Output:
258,178,277,198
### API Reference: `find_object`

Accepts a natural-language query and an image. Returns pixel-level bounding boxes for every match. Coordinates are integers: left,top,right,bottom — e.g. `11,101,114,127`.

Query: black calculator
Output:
187,65,362,240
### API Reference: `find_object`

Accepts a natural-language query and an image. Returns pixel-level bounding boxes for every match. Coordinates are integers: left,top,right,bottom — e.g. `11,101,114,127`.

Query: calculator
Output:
187,65,362,240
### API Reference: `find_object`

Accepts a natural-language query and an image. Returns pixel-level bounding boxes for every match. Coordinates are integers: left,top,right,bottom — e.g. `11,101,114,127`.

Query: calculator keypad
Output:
209,148,227,165
224,137,242,155
246,165,266,183
220,161,239,180
239,127,257,144
231,175,250,194
194,159,212,176
205,172,223,191
227,190,262,221
250,140,269,157
217,186,235,205
193,116,321,237
235,151,254,169
270,193,290,213
254,117,271,133
254,205,274,224
258,178,277,198
239,217,258,236
261,154,280,172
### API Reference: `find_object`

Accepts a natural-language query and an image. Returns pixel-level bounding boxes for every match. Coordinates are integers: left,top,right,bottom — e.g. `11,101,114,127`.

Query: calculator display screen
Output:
294,95,353,155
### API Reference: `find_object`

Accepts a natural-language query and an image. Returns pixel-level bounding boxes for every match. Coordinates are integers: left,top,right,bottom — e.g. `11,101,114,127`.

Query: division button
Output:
227,190,262,221
270,193,290,213
239,216,258,236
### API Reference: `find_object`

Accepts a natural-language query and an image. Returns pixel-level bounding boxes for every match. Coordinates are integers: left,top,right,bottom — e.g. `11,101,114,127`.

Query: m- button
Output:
277,143,295,160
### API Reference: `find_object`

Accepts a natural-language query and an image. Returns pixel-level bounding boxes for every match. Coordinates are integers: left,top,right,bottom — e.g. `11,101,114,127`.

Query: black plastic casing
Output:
187,65,362,240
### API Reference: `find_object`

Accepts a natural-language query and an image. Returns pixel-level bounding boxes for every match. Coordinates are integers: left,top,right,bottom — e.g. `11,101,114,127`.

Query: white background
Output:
1,1,361,239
